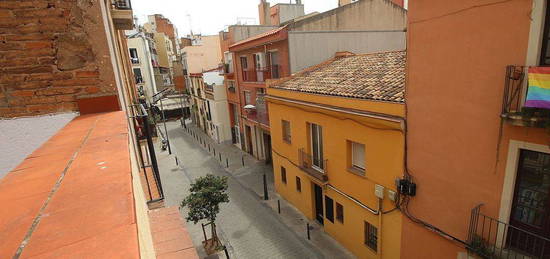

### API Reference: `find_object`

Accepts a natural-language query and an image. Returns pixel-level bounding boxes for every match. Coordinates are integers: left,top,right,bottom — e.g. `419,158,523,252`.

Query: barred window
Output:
282,120,291,143
365,221,377,252
281,166,287,184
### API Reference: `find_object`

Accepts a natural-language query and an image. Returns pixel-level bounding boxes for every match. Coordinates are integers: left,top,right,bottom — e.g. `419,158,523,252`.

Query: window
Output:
350,141,366,172
254,52,266,69
365,221,378,252
256,88,265,95
309,123,324,170
244,91,251,105
227,80,236,93
336,202,344,223
129,48,139,64
541,7,550,65
296,176,301,192
281,166,287,184
133,68,143,84
325,196,334,223
240,56,248,80
268,51,280,79
282,120,291,143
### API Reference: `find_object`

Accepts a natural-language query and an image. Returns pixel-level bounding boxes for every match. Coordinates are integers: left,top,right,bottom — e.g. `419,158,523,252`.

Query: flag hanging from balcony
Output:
526,67,550,109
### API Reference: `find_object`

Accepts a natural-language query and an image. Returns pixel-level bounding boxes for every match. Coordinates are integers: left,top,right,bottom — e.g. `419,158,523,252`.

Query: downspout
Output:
378,198,383,259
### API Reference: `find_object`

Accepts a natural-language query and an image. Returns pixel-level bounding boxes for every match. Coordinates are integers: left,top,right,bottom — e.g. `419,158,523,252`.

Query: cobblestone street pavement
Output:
157,120,329,259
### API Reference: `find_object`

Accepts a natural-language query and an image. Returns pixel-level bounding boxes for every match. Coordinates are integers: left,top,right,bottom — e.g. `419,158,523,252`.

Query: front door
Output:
245,125,253,155
263,132,272,164
314,184,324,225
509,149,550,256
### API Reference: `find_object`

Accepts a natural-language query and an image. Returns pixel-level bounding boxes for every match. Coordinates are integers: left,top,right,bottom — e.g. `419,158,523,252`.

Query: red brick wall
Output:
233,39,289,127
154,15,177,52
0,0,118,118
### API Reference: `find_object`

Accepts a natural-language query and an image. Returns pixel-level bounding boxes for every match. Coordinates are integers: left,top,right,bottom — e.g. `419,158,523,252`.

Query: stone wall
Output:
0,0,118,118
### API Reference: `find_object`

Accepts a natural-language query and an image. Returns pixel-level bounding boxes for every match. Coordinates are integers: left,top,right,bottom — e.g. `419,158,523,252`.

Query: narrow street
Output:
157,120,323,259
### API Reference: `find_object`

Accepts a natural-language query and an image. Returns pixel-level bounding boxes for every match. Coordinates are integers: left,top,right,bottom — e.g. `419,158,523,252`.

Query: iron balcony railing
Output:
135,76,144,84
502,65,549,127
468,204,550,258
298,148,328,182
205,83,214,93
242,65,280,82
114,0,132,10
131,57,139,64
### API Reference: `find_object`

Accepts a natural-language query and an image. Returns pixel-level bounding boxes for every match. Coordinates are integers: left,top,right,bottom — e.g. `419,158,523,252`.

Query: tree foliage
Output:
180,174,229,224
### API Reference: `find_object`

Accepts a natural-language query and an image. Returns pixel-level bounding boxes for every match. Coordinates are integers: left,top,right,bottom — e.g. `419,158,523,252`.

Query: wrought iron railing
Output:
502,65,527,116
502,65,549,127
130,102,164,204
468,204,550,258
298,148,328,182
131,57,139,64
242,66,279,82
114,0,132,10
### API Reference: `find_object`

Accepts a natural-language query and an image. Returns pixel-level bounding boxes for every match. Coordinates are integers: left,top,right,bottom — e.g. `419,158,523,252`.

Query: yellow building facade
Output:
266,51,406,259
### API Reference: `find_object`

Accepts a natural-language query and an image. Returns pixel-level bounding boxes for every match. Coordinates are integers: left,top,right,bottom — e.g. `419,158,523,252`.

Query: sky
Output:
131,0,337,37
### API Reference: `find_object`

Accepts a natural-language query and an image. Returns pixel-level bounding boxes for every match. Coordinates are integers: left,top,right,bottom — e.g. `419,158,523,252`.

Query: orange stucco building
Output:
403,0,550,258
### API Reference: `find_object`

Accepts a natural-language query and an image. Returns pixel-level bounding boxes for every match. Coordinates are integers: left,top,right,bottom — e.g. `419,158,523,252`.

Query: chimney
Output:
258,0,271,25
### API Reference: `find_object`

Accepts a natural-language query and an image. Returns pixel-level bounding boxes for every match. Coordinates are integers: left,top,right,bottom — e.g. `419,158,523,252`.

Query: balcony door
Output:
309,123,324,171
509,149,550,255
268,51,280,79
254,53,266,82
240,56,248,81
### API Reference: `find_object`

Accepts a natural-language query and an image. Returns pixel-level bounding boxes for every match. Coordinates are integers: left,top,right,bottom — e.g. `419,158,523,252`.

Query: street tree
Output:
180,174,229,250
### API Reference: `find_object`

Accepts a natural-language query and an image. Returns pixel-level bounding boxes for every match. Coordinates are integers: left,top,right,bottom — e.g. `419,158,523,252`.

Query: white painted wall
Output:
203,71,231,143
0,113,77,178
128,35,158,102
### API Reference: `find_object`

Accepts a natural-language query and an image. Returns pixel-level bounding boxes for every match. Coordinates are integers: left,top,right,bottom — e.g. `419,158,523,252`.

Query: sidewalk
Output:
180,121,354,259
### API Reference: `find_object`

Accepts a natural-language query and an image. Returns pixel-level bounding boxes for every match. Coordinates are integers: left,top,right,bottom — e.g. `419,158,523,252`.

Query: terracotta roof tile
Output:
271,51,406,103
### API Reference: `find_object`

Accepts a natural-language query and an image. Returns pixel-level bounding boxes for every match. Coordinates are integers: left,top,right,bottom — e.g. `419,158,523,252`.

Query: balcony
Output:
242,65,280,83
131,57,140,64
220,63,234,75
111,0,133,30
135,76,144,84
298,148,328,183
468,204,550,258
205,83,214,93
502,65,550,127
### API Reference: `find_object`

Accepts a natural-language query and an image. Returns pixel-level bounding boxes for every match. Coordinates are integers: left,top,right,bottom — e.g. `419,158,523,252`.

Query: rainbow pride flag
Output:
526,67,550,109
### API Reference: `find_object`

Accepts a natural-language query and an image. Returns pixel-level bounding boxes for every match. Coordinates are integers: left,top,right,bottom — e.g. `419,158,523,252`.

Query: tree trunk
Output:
210,222,219,246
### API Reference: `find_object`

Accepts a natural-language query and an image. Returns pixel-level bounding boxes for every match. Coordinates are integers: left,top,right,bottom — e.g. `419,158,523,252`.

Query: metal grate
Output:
468,204,550,258
502,65,527,115
114,0,132,10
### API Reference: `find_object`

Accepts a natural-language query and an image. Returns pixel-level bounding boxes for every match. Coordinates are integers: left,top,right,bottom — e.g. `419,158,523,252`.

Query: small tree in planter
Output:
180,174,229,253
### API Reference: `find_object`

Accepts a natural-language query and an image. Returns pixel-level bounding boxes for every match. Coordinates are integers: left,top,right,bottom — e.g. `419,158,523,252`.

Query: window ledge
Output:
347,167,366,177
283,139,291,144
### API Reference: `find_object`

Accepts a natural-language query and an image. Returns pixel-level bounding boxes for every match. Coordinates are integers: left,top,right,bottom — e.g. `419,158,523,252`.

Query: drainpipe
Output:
378,198,383,259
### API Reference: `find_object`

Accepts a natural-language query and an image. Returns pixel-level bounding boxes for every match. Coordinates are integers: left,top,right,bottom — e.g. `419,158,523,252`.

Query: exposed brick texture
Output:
0,0,118,118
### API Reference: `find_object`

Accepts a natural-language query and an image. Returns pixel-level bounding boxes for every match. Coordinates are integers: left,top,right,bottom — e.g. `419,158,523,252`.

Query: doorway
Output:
313,183,324,225
263,132,272,164
245,125,253,155
509,149,550,255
